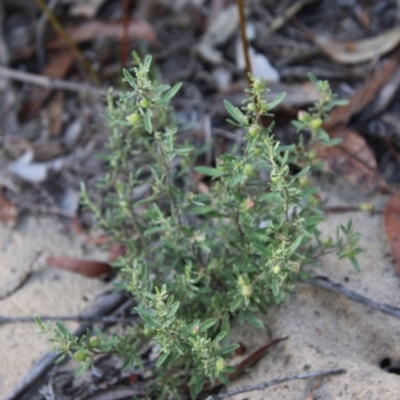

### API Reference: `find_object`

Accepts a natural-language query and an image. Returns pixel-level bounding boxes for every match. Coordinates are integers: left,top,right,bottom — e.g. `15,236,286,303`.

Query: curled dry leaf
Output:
0,194,18,228
384,195,400,274
314,26,400,64
328,126,377,170
47,256,112,278
19,50,75,120
326,47,400,129
313,140,390,193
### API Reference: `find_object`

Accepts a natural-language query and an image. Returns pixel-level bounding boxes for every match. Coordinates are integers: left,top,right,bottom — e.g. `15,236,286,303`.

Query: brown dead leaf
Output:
326,47,400,129
313,141,391,193
19,50,75,120
47,19,158,50
0,194,18,228
314,26,400,64
384,195,400,274
328,126,377,170
47,91,65,137
47,256,112,277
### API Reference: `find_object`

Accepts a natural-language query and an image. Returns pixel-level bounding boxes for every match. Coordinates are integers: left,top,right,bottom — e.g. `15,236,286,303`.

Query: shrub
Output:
36,55,361,399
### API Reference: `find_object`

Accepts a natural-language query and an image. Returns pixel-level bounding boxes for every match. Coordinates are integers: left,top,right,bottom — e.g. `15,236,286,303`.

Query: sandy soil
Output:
1,178,400,399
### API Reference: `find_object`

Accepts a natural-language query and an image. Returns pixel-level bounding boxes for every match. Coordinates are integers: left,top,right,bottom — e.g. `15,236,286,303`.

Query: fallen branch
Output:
0,65,104,94
302,276,400,320
0,315,135,325
206,368,346,399
5,291,128,400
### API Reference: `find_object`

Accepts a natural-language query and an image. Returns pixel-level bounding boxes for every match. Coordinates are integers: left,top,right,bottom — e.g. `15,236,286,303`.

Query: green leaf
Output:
308,72,319,86
190,378,204,400
217,343,240,356
272,277,279,297
244,312,264,329
156,352,169,367
267,92,286,110
194,166,223,178
200,318,218,332
144,109,152,133
159,82,182,103
230,296,243,312
350,257,361,272
288,235,303,255
223,100,245,124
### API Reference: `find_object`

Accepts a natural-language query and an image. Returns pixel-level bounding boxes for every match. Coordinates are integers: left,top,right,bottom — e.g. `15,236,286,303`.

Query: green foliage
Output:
37,55,361,399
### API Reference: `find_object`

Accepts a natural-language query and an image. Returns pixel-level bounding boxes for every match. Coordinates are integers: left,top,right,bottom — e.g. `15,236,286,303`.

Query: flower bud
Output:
247,103,256,112
310,118,323,129
248,124,262,137
297,111,308,122
89,336,100,348
273,265,281,274
140,98,149,108
244,163,255,177
74,350,87,362
241,284,253,298
126,112,141,124
215,357,227,373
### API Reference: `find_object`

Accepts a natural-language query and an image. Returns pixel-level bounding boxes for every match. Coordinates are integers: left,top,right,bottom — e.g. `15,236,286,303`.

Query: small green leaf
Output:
267,92,286,110
244,312,264,329
223,100,245,123
272,277,279,297
308,72,319,86
217,343,240,356
194,166,223,178
230,296,243,312
159,82,182,103
289,235,304,255
144,109,152,133
156,352,169,367
200,318,218,332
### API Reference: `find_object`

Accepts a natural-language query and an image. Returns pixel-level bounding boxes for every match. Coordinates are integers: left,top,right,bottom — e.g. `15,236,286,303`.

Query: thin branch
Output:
0,65,104,94
237,0,252,83
301,276,400,320
206,368,346,399
0,315,136,325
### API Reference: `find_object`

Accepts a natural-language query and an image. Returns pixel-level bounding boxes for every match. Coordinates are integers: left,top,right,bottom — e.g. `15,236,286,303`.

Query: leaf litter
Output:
2,0,400,399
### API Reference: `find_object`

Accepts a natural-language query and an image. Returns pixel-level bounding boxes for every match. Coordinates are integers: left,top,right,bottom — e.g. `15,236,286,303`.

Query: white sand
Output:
1,179,400,399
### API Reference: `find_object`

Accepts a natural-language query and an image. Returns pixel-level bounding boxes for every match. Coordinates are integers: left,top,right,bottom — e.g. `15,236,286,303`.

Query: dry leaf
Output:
19,51,75,120
313,141,390,192
314,26,400,64
326,47,400,129
0,194,18,228
328,126,377,170
384,195,400,274
47,91,65,137
47,256,112,278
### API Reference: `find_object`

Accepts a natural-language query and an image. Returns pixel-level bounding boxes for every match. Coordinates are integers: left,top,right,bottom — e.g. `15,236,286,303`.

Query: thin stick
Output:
5,292,128,400
237,0,252,84
302,276,400,320
267,0,317,37
0,315,135,325
0,251,42,300
206,368,346,399
0,65,103,94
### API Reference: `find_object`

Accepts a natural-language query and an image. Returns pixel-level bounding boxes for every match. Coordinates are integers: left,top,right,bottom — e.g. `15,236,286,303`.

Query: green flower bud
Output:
74,350,87,362
126,112,141,124
310,118,323,129
248,124,262,137
241,284,253,298
247,102,256,112
244,163,255,177
297,111,308,122
89,336,100,348
273,265,281,274
215,357,227,373
140,98,149,108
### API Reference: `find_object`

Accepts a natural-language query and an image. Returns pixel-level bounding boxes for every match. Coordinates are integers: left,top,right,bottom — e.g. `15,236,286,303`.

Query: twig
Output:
0,65,104,95
5,292,128,400
266,0,317,38
206,368,346,399
237,0,252,83
0,315,136,325
0,251,42,300
302,276,400,320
